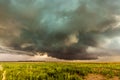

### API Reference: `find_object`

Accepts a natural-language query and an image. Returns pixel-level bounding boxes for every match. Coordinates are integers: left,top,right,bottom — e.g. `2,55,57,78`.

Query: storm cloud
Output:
0,0,120,60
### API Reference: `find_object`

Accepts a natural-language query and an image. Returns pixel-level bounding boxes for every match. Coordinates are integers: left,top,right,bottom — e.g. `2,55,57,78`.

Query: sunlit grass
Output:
0,62,120,80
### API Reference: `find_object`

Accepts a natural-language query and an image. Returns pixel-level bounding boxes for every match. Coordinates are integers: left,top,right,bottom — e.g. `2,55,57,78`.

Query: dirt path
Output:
2,70,6,80
0,65,6,80
84,74,119,80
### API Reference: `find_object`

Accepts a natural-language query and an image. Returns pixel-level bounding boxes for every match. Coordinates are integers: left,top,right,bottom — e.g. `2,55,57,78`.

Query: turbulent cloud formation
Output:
0,0,120,60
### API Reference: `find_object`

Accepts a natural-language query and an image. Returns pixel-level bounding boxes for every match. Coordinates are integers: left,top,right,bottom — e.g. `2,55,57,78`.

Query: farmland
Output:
0,62,120,80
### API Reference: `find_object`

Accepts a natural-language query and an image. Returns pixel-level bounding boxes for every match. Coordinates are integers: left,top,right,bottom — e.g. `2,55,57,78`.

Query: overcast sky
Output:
0,0,120,60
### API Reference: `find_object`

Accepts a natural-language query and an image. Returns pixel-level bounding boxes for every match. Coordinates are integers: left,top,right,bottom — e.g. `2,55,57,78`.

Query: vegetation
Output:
0,62,120,80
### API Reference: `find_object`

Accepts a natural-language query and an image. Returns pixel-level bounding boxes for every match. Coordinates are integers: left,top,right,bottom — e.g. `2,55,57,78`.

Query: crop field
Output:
0,62,120,80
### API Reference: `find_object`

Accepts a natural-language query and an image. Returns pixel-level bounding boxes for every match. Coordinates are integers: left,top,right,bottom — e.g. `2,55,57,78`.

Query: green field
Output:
0,62,120,80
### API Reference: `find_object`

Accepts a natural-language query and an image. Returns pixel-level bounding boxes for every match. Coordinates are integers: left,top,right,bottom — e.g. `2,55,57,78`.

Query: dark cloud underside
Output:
0,0,120,59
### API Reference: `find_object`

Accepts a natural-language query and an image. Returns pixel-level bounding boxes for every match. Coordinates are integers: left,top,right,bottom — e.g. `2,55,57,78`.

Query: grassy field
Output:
0,62,120,80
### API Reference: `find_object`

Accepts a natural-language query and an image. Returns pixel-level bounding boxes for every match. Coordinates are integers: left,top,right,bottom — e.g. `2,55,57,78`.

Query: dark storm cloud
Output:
0,0,120,59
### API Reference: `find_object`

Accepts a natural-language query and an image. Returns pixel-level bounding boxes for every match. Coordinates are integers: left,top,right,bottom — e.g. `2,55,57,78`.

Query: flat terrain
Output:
0,62,120,80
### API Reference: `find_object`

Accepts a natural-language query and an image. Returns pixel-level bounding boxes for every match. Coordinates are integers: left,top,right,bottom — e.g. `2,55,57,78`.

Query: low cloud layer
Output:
0,0,120,60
